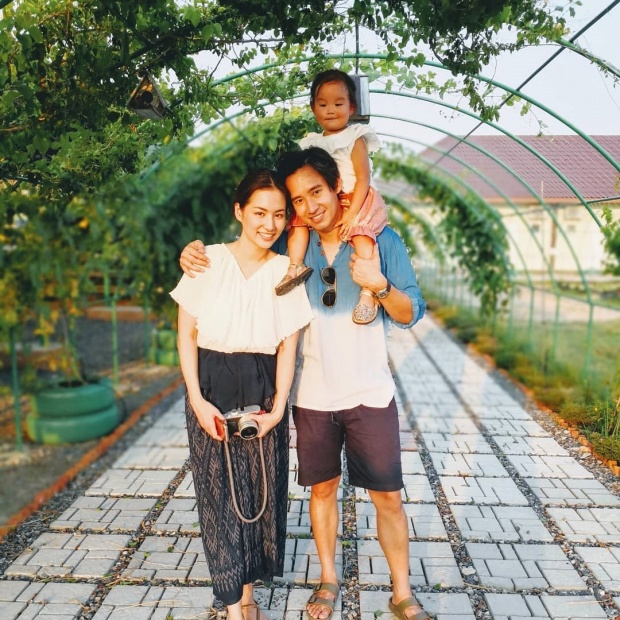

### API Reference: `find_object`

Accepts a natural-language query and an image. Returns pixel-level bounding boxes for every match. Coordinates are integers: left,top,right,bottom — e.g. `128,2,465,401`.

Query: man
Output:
180,148,428,620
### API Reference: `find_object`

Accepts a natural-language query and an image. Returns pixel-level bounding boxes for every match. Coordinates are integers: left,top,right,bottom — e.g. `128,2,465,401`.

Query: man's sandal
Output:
388,596,435,620
352,289,378,324
306,582,339,619
275,264,313,296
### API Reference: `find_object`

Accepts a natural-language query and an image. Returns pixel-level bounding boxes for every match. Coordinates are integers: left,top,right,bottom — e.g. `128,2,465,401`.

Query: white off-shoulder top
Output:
170,244,314,355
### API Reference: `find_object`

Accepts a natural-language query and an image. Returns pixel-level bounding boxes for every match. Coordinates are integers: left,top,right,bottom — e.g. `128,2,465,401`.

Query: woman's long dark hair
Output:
234,169,290,214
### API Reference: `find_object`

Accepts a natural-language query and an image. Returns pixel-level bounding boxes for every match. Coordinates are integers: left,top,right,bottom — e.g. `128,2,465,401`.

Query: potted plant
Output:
2,192,123,445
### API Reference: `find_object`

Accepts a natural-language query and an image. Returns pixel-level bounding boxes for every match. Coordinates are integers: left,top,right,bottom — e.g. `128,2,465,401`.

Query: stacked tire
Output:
150,328,179,366
27,378,120,445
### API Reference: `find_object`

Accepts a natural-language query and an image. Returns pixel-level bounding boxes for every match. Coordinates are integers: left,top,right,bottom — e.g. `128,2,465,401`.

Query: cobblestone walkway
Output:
2,317,620,619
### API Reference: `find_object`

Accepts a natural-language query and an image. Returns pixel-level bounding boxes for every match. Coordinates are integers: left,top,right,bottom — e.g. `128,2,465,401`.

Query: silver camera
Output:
223,405,262,440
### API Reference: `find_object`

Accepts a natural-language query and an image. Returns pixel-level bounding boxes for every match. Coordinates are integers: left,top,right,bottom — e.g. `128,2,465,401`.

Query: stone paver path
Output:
2,316,620,619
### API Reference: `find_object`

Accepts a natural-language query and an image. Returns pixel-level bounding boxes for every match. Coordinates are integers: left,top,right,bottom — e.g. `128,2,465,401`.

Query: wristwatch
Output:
376,280,392,300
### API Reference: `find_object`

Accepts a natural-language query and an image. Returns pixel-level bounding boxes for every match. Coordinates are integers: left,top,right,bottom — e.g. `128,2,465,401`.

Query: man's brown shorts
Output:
292,398,403,491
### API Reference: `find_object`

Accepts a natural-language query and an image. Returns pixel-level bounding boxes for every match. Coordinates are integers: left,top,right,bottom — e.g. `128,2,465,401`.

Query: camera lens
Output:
238,417,259,440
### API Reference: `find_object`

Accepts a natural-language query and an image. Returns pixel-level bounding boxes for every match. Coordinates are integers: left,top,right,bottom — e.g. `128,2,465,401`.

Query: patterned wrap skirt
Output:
185,348,289,605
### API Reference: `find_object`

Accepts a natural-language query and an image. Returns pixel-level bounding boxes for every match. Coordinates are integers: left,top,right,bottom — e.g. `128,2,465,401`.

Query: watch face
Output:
377,281,391,299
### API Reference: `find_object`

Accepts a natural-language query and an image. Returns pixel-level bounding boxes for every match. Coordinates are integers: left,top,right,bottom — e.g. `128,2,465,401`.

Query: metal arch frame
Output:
371,88,606,230
146,52,620,226
377,118,565,276
369,92,598,372
173,90,591,306
379,137,529,282
374,114,597,318
377,128,555,288
379,133,559,348
372,112,606,355
375,115,580,353
208,51,618,222
555,36,620,80
384,145,525,298
370,88,597,303
383,163,523,330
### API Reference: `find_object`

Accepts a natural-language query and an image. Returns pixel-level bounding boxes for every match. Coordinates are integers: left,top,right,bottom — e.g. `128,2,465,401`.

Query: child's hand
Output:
337,209,357,240
179,240,210,277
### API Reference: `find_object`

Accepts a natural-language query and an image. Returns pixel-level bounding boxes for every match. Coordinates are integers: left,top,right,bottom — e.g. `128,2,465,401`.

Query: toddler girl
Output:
275,69,388,325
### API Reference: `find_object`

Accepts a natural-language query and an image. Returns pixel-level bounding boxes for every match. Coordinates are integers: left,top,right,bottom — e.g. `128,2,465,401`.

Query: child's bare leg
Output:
351,235,378,324
352,234,374,259
275,226,313,295
286,226,310,277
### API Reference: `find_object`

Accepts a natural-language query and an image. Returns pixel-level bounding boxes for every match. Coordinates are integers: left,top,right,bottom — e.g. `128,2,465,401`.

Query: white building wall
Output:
498,203,618,278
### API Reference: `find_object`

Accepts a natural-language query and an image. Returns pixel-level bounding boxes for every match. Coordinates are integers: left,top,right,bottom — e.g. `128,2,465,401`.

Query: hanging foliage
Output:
134,109,313,312
375,149,512,316
385,194,446,262
601,205,620,276
0,0,574,198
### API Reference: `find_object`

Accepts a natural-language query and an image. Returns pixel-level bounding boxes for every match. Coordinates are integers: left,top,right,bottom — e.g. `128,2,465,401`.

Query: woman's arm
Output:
254,330,300,438
177,306,224,440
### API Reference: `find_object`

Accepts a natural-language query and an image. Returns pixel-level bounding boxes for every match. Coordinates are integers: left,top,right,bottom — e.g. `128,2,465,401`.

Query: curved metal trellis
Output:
138,51,619,377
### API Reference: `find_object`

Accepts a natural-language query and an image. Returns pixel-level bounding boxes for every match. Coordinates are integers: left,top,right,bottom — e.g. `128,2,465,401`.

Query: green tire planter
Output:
31,378,116,418
151,348,179,366
154,329,177,351
26,403,120,445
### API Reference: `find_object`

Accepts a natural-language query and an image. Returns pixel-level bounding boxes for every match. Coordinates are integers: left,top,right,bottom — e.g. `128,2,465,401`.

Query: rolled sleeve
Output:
377,228,426,329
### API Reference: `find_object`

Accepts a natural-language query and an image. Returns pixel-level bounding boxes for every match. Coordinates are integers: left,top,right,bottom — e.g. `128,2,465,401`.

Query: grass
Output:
515,280,620,310
506,318,620,390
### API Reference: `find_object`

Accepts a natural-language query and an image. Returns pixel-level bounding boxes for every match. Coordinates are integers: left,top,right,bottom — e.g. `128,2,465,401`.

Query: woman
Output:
170,169,313,620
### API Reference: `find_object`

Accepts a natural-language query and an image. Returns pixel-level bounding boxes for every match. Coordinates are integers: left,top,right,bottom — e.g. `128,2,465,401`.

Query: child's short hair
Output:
310,69,357,106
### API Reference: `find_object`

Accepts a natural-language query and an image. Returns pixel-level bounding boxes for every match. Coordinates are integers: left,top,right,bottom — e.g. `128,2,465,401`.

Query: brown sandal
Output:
389,596,435,620
306,582,339,619
275,264,313,296
242,601,264,620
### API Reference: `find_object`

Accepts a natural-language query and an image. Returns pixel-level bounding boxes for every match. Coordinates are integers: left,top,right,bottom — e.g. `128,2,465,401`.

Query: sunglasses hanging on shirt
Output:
320,266,337,308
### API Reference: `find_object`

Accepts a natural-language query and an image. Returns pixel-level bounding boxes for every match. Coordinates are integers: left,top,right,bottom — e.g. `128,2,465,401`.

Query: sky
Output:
193,0,620,153
354,0,620,152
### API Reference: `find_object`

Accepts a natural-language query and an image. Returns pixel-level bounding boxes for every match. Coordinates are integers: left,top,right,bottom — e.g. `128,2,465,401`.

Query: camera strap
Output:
223,438,268,523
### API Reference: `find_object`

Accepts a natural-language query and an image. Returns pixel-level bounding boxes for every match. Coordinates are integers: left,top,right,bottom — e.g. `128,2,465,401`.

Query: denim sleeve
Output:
377,228,426,329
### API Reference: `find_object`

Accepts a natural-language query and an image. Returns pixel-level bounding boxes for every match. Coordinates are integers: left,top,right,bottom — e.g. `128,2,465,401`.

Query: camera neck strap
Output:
223,438,268,524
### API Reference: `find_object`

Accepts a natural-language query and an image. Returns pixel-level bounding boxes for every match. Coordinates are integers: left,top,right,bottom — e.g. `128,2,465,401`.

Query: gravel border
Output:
0,384,185,577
